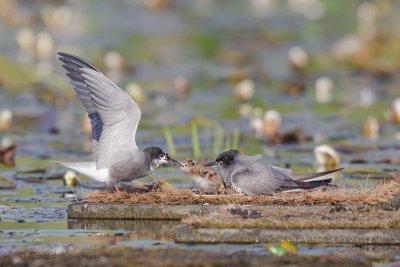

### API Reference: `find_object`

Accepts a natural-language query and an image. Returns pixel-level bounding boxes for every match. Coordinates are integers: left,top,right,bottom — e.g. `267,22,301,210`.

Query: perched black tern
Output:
204,150,342,196
55,52,181,192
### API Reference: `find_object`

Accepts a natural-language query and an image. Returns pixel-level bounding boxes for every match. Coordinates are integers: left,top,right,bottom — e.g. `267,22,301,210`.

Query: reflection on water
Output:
68,219,179,241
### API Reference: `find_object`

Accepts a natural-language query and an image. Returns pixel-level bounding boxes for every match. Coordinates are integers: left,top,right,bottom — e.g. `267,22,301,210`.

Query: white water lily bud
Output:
126,82,146,105
234,79,255,101
1,137,13,148
263,110,281,138
314,144,340,168
394,98,400,116
173,76,189,99
358,2,377,39
238,103,253,118
250,117,264,138
250,107,264,137
288,46,309,69
315,77,333,104
250,0,276,17
288,0,325,20
0,109,12,131
362,116,379,140
63,170,79,187
331,35,363,60
81,115,91,135
388,98,400,124
359,88,375,107
36,31,54,60
104,51,123,71
16,28,35,54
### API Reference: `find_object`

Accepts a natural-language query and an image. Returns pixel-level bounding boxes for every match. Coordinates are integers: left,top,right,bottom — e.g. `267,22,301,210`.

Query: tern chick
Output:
204,150,342,196
55,52,181,192
180,159,224,194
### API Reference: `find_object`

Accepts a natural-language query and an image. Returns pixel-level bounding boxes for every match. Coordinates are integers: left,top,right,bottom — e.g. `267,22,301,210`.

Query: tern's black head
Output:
144,147,165,160
143,147,182,168
204,150,240,167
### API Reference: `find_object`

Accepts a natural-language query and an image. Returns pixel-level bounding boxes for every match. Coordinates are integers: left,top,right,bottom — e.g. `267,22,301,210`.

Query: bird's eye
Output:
223,157,231,165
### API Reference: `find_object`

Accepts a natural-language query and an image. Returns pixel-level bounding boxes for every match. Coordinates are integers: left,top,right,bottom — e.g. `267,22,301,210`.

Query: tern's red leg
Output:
114,183,120,193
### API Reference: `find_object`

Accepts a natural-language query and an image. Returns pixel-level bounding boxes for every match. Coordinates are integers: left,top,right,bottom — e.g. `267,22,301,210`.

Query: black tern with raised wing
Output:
56,52,181,192
204,150,342,196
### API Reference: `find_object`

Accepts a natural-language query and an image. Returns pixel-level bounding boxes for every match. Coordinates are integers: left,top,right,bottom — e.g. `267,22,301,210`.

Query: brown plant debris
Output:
182,206,400,229
84,181,400,206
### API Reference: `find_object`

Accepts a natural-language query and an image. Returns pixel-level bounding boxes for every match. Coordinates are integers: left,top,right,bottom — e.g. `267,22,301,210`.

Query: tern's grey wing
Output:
58,52,100,114
58,52,141,169
231,160,298,195
271,165,292,175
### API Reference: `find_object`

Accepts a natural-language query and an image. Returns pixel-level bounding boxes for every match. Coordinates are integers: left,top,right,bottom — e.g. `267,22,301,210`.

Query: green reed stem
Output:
163,127,176,157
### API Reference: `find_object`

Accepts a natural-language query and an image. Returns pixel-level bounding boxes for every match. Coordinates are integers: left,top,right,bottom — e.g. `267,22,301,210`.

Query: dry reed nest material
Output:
84,181,400,206
182,206,400,229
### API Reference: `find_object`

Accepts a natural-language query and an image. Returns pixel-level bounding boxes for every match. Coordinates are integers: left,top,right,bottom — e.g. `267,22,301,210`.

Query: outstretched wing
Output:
58,52,141,169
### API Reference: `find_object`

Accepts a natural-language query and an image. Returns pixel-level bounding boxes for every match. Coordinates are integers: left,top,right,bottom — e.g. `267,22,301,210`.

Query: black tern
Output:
204,150,342,196
55,52,181,192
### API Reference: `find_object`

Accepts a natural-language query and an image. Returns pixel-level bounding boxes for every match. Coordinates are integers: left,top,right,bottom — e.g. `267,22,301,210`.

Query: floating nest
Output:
84,181,400,206
182,206,400,229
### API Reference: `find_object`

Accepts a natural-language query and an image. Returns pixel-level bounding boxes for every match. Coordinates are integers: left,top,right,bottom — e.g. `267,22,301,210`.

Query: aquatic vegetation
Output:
314,76,333,104
62,170,79,187
233,79,254,101
164,121,241,159
0,175,16,189
263,109,281,139
314,145,340,170
0,109,13,131
163,127,176,158
126,82,147,105
213,124,224,156
0,143,16,167
288,46,309,71
388,98,400,124
362,116,379,140
0,54,38,91
267,241,297,256
191,122,201,159
173,76,189,100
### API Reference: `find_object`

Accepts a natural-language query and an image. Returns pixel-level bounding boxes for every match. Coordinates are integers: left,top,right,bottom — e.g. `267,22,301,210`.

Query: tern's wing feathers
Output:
231,155,333,195
271,165,292,174
58,52,141,169
231,155,298,195
291,168,343,182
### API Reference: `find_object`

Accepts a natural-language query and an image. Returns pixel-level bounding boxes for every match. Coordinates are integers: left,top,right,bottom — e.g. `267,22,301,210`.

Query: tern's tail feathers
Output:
291,168,343,182
279,178,333,193
52,161,110,183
